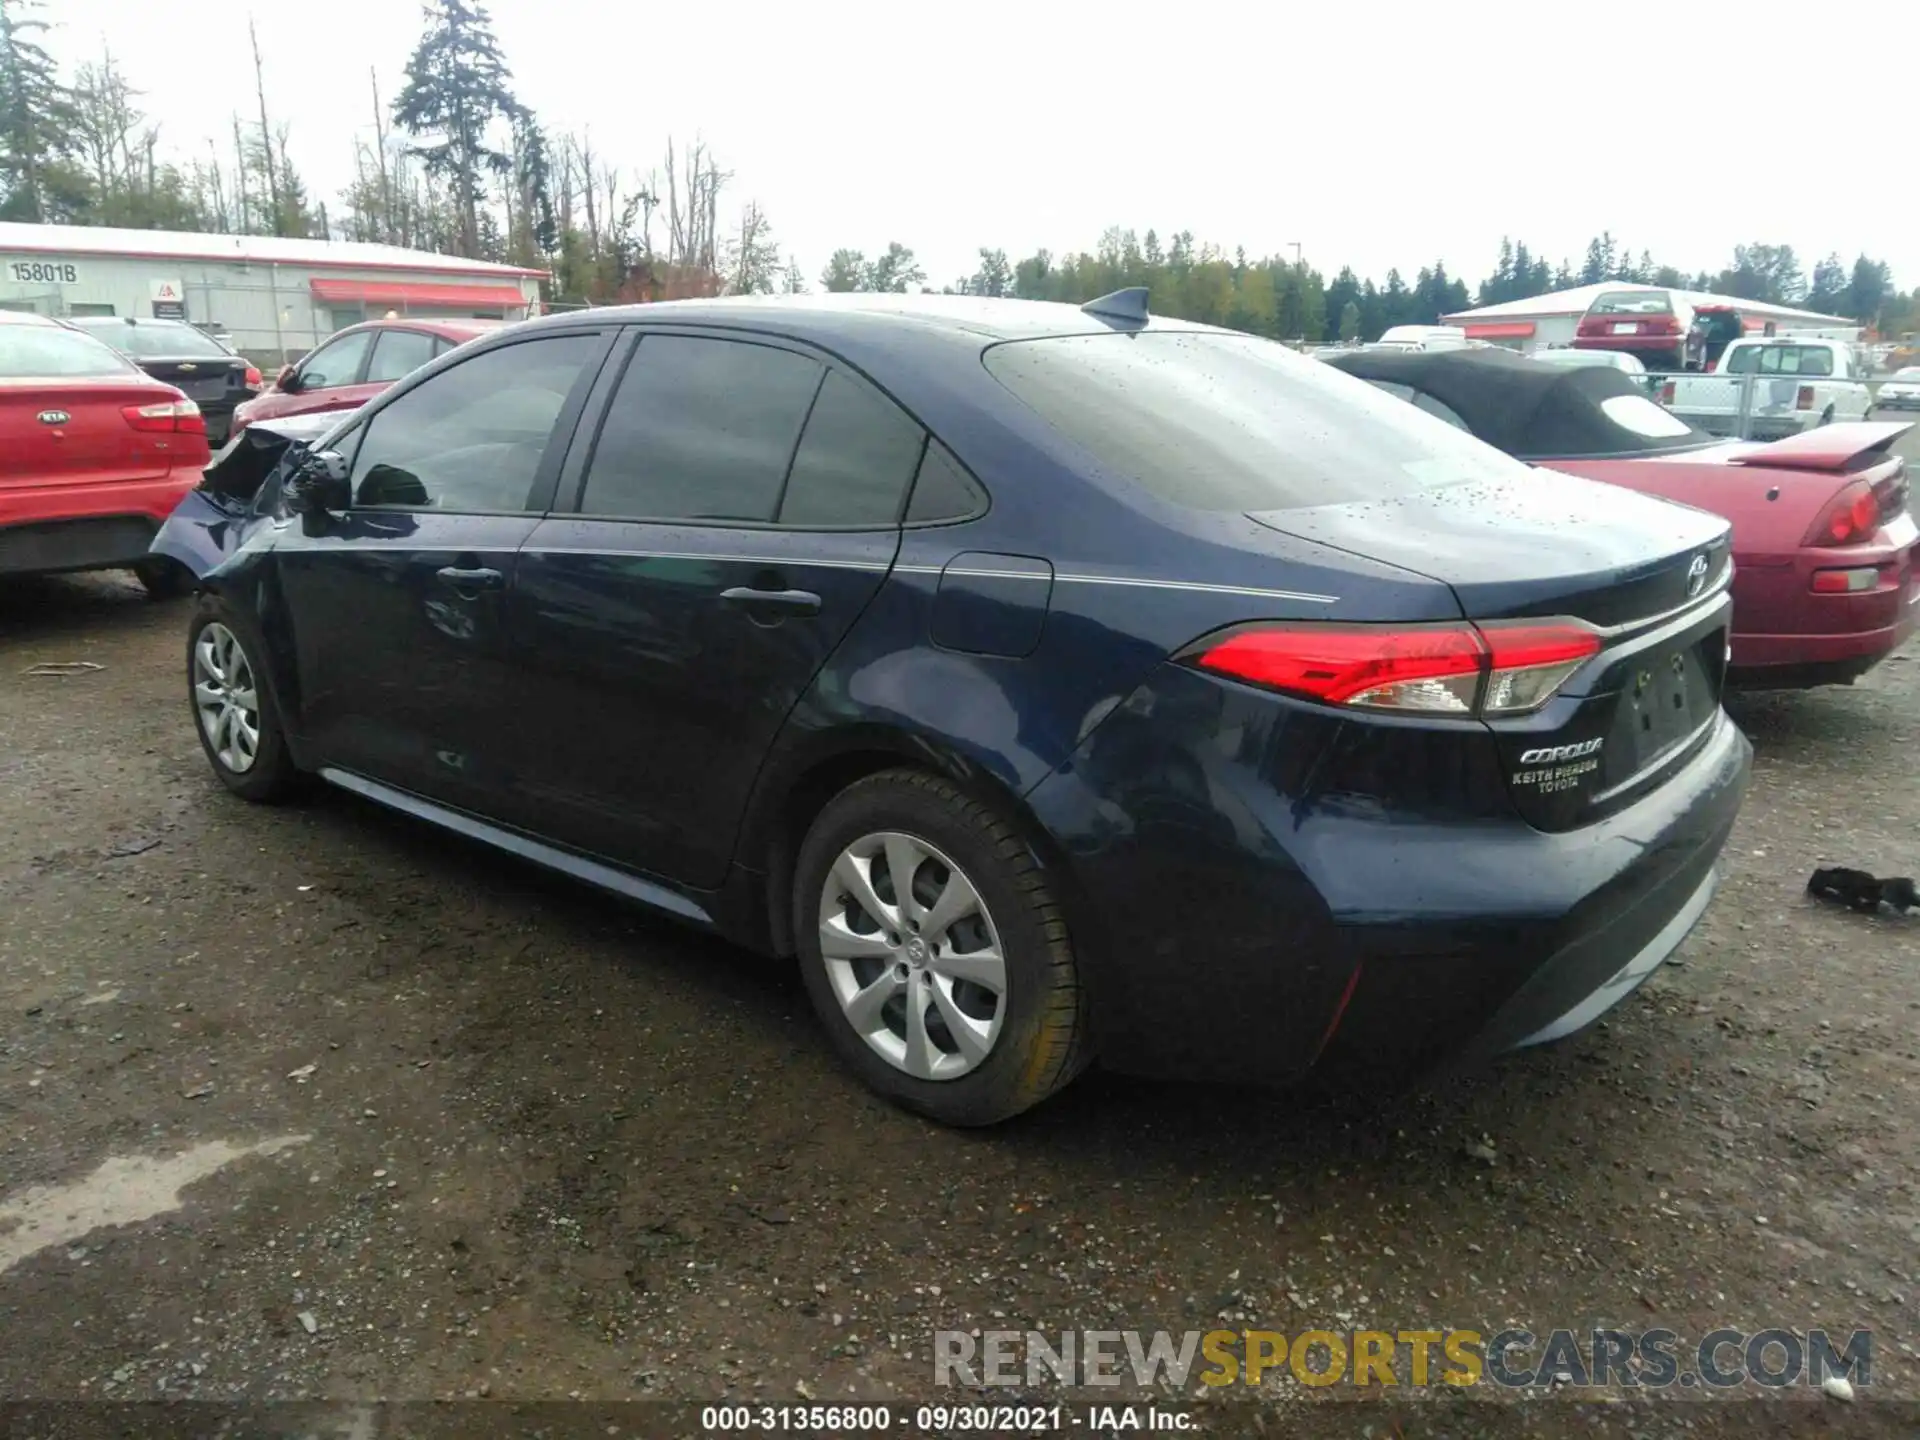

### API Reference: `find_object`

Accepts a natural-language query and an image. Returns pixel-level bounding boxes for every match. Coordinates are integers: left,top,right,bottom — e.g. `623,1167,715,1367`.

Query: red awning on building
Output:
1462,321,1536,339
309,278,527,309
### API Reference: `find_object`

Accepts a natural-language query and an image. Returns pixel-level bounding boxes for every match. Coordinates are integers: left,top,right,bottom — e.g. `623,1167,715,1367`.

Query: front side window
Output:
365,328,440,384
578,335,823,523
987,331,1528,512
299,330,375,390
351,334,601,512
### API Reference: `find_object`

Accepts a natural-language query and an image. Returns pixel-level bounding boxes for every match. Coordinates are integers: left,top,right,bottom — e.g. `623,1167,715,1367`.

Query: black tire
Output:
135,557,195,601
185,596,300,803
793,769,1089,1126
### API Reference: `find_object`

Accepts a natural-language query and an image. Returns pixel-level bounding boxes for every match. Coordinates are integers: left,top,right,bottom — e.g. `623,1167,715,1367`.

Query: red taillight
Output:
1655,316,1680,335
1796,385,1815,411
122,399,206,436
1810,566,1880,594
1802,481,1881,547
1185,620,1601,717
244,365,263,388
1659,381,1676,404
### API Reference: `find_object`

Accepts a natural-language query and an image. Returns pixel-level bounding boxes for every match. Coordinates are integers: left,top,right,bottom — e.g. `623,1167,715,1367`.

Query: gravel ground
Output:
3,500,1918,1438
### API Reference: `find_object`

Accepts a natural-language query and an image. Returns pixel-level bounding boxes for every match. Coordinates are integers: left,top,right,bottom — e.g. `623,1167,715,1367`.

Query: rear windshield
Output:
1723,344,1834,377
0,324,139,378
71,319,232,359
1590,291,1672,315
982,330,1531,512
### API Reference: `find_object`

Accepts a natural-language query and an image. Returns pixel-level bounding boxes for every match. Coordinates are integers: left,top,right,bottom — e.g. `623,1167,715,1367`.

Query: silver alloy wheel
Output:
193,622,262,774
818,830,1007,1081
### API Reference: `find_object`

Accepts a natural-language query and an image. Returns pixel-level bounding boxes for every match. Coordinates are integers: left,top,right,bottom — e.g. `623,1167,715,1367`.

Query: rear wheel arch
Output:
750,735,1056,959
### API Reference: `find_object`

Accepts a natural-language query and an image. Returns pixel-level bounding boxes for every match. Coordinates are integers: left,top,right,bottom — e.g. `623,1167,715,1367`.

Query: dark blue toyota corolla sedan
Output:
154,291,1750,1124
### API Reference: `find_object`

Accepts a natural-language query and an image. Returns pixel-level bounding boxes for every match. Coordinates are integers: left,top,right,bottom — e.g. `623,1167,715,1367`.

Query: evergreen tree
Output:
821,248,867,292
0,0,82,221
1807,253,1848,315
866,241,924,293
394,0,519,257
968,247,1013,297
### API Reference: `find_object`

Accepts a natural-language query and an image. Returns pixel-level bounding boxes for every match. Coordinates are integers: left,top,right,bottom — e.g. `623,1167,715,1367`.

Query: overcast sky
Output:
46,0,1920,292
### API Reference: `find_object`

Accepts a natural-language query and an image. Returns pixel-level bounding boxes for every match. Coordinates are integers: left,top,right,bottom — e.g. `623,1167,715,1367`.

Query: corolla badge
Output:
1519,738,1604,765
36,409,70,425
1686,553,1710,597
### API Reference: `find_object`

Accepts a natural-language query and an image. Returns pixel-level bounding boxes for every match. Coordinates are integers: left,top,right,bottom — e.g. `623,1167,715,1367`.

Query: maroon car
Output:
230,317,506,436
1328,347,1916,689
1572,288,1693,370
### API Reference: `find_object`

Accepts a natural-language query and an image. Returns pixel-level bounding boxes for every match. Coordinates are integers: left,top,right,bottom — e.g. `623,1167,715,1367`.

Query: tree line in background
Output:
2,0,1916,340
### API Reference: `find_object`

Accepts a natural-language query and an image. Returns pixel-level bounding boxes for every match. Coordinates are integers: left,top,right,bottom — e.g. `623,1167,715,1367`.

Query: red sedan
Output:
0,310,211,598
1326,347,1915,689
231,316,505,436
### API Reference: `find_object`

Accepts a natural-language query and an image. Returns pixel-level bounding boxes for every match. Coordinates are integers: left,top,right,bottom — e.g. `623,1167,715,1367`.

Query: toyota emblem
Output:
1685,554,1709,598
36,409,70,425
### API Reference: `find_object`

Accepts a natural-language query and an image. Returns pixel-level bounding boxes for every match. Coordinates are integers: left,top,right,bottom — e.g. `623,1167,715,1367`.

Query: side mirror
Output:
284,449,351,516
276,364,300,393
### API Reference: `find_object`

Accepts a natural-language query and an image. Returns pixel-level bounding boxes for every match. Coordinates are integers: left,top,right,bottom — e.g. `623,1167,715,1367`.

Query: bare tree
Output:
248,19,283,232
663,136,729,274
726,201,780,295
231,114,249,231
370,68,393,244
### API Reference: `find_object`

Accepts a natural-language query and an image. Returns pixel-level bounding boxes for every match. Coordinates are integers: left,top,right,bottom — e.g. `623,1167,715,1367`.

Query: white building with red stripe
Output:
1441,282,1857,351
0,222,545,361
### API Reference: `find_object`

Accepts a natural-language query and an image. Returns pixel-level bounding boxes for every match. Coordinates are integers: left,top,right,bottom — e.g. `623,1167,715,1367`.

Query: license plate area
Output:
1608,632,1723,777
1612,322,1639,334
1488,595,1730,832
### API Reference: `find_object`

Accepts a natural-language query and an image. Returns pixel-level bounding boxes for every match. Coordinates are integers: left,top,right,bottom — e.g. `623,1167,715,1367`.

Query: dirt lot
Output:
3,540,1919,1436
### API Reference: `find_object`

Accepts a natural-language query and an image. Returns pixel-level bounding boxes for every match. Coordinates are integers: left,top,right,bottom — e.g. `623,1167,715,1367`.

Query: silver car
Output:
1875,366,1920,411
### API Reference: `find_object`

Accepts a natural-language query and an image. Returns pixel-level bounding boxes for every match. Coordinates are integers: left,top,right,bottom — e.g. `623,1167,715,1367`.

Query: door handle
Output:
436,565,505,591
719,585,822,616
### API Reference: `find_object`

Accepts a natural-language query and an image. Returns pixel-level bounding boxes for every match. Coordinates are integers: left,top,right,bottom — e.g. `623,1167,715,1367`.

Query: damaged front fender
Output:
149,412,345,579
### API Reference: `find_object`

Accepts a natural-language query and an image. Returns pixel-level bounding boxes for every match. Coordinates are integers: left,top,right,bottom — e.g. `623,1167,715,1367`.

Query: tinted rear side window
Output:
582,335,823,522
906,440,988,523
983,330,1528,511
778,371,926,527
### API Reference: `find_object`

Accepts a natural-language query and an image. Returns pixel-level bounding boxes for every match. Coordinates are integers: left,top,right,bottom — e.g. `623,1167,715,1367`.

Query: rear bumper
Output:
1026,665,1751,1087
1728,550,1917,681
0,474,195,576
1574,334,1681,358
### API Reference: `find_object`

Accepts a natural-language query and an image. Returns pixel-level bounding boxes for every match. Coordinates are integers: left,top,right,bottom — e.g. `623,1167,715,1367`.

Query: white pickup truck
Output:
1663,337,1873,440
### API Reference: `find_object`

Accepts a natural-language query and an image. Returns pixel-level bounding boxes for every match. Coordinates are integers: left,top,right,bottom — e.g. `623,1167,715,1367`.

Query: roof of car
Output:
0,309,58,327
517,292,1217,347
1323,346,1713,460
337,316,508,338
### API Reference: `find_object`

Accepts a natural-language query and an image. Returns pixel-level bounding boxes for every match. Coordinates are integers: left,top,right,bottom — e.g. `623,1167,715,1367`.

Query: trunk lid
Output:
135,356,252,408
1249,468,1733,830
1248,466,1731,627
0,378,177,487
